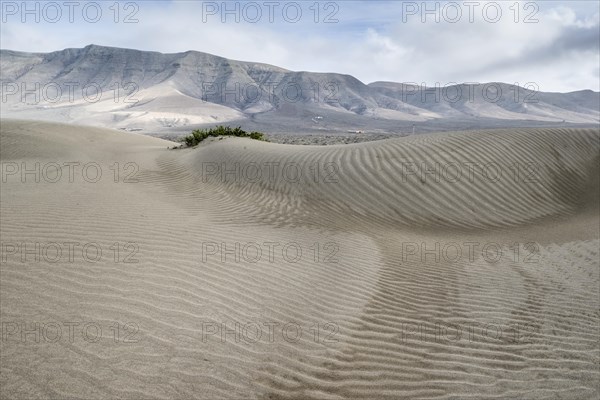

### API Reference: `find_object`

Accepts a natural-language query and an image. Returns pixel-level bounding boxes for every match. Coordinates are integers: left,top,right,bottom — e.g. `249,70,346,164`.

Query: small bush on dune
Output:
180,126,267,147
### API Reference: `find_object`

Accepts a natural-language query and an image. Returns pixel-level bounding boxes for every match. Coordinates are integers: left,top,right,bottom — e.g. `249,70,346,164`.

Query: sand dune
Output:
1,119,598,399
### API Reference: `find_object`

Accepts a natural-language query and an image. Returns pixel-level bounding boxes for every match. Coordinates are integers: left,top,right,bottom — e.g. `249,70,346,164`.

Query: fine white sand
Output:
1,119,598,399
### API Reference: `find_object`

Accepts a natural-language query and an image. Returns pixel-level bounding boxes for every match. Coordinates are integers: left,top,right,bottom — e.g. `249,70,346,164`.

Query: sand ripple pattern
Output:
1,120,598,399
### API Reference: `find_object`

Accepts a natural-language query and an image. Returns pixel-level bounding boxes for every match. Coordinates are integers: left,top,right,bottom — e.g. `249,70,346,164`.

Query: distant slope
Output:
1,45,598,134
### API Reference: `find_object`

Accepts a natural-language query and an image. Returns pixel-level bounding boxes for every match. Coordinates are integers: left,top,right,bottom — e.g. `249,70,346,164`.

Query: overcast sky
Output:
1,0,598,92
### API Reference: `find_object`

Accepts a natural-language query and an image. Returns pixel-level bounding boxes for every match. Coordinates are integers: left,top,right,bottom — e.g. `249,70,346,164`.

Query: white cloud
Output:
1,0,597,92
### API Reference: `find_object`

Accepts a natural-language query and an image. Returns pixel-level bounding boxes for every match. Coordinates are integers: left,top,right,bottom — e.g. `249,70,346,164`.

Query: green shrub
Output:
180,126,267,147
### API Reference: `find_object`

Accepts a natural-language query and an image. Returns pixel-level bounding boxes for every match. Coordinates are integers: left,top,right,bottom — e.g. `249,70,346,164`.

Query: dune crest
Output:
181,128,599,230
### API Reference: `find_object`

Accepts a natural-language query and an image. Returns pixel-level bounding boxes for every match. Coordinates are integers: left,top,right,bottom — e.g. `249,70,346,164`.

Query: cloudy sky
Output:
1,0,598,92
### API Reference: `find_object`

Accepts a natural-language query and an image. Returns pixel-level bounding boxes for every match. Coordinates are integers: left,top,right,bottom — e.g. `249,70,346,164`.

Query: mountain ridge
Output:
1,44,598,135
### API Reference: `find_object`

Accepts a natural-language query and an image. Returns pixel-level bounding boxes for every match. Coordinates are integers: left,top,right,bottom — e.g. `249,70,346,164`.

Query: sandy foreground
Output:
0,119,598,399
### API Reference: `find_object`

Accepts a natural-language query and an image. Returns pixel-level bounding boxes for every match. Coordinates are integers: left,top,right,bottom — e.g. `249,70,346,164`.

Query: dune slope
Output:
1,120,598,399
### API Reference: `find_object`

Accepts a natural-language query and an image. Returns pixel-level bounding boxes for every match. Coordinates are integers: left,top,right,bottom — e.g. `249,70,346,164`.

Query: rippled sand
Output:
1,119,598,399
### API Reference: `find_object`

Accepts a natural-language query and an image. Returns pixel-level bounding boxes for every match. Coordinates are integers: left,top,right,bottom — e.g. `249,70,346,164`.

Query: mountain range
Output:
1,44,598,136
